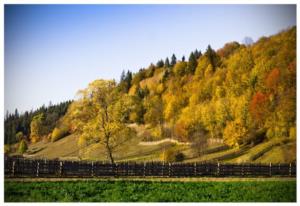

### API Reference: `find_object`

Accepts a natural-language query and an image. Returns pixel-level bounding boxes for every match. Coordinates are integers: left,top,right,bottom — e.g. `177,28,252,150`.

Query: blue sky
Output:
5,4,296,113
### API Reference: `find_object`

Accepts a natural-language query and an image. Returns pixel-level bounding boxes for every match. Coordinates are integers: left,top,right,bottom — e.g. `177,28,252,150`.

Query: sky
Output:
5,4,296,113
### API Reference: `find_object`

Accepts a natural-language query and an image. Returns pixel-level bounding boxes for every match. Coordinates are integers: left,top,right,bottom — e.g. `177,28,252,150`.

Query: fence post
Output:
36,162,39,177
269,162,272,176
12,161,15,177
162,162,164,176
194,163,197,177
115,163,118,177
126,162,129,176
242,163,244,176
60,161,63,177
217,162,220,176
168,163,171,177
143,162,146,177
289,163,292,176
91,161,94,177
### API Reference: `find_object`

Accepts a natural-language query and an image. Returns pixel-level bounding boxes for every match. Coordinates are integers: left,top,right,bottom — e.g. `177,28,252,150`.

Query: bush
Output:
51,126,69,142
160,148,185,162
175,152,185,162
18,140,27,154
289,127,296,139
4,144,11,154
15,131,24,142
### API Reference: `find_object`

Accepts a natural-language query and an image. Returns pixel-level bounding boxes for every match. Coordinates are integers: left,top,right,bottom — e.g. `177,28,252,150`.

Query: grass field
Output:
5,179,296,202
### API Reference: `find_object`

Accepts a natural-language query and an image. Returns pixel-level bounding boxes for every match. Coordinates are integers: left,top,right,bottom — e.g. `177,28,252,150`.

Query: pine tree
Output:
125,70,132,92
171,54,177,66
187,52,198,74
164,58,170,68
156,59,164,68
205,45,219,70
182,56,185,62
120,70,126,82
194,49,202,59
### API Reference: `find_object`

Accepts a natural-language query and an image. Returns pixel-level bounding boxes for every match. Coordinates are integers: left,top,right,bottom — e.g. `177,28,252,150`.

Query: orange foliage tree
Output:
265,68,280,92
250,92,268,126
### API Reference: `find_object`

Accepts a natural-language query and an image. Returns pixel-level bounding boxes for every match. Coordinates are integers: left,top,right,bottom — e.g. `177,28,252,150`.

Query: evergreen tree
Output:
194,49,202,59
205,45,219,70
119,70,132,93
171,54,177,66
156,59,164,68
187,52,198,74
182,56,185,62
164,58,170,68
120,70,126,82
125,70,132,92
14,109,19,118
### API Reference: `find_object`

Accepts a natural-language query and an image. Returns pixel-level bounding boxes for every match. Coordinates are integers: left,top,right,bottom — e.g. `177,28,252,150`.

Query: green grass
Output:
5,180,296,202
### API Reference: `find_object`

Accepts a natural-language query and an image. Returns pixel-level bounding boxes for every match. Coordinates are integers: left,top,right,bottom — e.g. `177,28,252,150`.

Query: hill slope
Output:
10,27,296,164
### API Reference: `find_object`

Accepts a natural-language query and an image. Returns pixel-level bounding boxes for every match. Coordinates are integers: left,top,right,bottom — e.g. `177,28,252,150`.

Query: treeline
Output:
4,101,72,145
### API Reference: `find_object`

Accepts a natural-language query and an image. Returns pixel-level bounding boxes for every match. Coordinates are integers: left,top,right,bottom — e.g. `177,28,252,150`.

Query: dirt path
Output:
139,138,190,146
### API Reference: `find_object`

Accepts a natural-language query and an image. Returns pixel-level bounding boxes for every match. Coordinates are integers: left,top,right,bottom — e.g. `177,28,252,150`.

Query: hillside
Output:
6,27,296,164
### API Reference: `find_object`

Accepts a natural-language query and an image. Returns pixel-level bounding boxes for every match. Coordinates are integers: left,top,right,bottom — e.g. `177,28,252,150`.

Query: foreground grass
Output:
5,180,296,202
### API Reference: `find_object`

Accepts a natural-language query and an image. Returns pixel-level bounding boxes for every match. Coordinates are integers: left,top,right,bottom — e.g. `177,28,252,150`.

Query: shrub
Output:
289,127,296,139
15,131,24,142
51,126,69,142
175,152,185,162
18,140,27,154
150,126,162,139
160,148,185,162
4,144,11,154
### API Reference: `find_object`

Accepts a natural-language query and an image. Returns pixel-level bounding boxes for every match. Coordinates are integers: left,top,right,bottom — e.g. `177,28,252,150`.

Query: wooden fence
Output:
4,156,296,178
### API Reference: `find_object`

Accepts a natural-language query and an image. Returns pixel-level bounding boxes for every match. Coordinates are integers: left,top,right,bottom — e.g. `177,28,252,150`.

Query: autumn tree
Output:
265,68,280,93
131,68,146,85
75,80,135,163
129,84,146,124
217,41,240,58
144,95,164,137
16,131,24,142
173,61,187,76
30,113,45,143
223,118,248,147
18,139,28,154
249,92,269,127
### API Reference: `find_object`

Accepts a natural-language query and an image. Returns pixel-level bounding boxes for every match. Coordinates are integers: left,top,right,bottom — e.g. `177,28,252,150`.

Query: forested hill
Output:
115,26,296,146
4,101,72,145
5,27,296,163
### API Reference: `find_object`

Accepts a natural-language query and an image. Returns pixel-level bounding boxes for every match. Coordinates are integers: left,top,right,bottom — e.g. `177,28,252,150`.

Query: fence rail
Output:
4,156,296,178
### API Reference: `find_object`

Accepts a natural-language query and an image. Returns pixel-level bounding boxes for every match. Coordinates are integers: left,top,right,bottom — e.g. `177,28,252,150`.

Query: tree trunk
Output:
105,138,114,164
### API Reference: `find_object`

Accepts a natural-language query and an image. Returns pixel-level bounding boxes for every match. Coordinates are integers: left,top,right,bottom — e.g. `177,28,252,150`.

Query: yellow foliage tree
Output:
30,113,45,143
73,80,135,163
223,118,248,147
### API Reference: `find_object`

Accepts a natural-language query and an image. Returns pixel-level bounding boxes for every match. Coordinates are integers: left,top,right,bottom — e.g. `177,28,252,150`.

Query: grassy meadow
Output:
5,179,296,202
